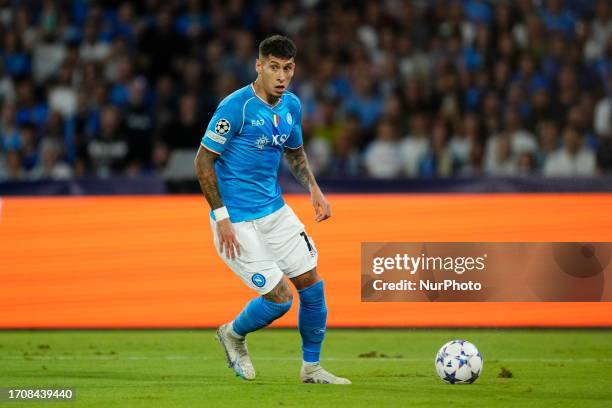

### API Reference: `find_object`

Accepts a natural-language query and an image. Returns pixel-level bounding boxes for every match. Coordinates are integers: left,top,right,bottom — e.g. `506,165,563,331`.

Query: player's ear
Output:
255,58,262,75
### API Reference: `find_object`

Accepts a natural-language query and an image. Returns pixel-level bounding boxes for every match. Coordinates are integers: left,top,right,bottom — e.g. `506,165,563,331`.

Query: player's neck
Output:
253,79,280,106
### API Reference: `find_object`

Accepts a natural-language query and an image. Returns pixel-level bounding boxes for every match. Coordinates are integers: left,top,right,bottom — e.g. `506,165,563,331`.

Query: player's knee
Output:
291,268,321,291
264,298,293,320
298,280,326,312
264,279,294,304
276,287,293,304
260,295,292,320
261,279,293,321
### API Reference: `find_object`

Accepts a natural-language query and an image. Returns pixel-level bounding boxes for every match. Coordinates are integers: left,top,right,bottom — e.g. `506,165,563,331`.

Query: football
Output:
435,340,483,384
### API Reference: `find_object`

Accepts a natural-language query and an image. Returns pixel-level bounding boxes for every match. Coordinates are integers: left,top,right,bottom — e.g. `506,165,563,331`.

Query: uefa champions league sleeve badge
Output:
215,119,231,135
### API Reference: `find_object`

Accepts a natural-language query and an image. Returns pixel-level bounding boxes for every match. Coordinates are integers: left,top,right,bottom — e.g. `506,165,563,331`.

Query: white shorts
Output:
210,204,318,294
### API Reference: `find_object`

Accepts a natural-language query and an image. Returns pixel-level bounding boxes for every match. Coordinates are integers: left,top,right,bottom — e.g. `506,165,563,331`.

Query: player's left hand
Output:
311,187,331,222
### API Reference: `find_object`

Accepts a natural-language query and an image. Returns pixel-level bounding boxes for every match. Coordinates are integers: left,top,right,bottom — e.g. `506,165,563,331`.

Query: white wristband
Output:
213,206,229,221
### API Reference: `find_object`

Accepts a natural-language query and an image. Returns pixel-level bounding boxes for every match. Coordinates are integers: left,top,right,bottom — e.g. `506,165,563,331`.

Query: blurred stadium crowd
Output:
0,0,610,181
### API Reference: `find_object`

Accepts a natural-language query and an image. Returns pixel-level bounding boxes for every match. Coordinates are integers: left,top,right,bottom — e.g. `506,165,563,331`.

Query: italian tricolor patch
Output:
272,114,280,127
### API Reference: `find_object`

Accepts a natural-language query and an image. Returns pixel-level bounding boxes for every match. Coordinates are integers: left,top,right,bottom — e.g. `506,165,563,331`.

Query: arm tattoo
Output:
194,147,224,209
284,146,316,192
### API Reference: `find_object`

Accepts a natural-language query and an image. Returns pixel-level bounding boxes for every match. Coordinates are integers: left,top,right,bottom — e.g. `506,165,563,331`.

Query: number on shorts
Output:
300,232,313,252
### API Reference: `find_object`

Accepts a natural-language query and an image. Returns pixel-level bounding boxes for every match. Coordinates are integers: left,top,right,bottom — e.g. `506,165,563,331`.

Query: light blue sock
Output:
298,280,327,363
231,296,292,337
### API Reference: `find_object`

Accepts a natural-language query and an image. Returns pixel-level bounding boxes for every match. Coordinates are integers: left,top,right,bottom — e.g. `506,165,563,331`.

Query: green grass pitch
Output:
1,329,611,407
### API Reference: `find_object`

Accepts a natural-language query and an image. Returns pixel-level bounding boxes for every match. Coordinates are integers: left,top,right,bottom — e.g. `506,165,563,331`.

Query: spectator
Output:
486,133,518,176
363,119,401,179
513,54,549,97
19,124,39,171
597,137,612,173
465,0,493,25
307,98,341,175
567,104,597,148
153,75,178,131
32,30,66,84
2,31,30,79
0,103,21,151
122,77,154,171
311,98,342,146
419,120,455,178
48,64,77,117
461,140,485,176
4,150,25,180
485,108,537,171
527,87,554,132
594,96,611,138
544,127,596,176
381,93,408,136
151,140,170,177
399,112,429,177
537,120,561,167
160,93,202,150
450,113,481,170
138,8,185,80
344,76,383,131
87,105,128,178
482,91,502,135
80,18,111,64
328,115,362,177
517,152,537,176
0,63,16,104
15,80,48,128
556,65,581,119
539,0,576,35
584,0,612,62
227,31,257,85
106,53,133,107
29,138,72,180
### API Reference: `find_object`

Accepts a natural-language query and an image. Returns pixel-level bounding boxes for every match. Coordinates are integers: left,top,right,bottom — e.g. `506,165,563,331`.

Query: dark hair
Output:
259,35,296,59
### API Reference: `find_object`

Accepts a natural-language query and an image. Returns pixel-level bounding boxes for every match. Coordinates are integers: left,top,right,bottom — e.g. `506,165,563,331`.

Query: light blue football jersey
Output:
201,83,303,222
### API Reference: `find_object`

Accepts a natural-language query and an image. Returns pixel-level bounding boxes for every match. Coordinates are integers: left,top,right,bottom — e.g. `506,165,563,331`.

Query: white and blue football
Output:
435,340,483,384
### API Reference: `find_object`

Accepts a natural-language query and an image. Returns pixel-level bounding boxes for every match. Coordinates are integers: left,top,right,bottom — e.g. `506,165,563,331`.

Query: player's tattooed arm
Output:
284,146,331,222
195,146,241,259
194,146,224,209
283,146,316,192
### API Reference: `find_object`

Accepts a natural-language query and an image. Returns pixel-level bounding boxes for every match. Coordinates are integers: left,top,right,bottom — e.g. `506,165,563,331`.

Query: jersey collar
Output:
250,83,283,108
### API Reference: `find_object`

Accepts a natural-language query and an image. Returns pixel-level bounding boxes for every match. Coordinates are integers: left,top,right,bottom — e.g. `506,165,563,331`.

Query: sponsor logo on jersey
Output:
255,134,290,150
271,134,289,145
251,119,264,126
251,273,266,288
255,135,269,150
272,114,280,127
206,130,227,144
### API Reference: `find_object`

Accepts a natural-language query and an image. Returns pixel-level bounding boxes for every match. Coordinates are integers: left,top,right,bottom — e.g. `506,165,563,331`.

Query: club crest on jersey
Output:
214,118,231,135
272,114,280,127
286,112,293,125
255,135,269,150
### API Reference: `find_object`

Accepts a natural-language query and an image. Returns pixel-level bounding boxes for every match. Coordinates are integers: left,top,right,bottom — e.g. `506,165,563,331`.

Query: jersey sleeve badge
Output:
215,118,231,135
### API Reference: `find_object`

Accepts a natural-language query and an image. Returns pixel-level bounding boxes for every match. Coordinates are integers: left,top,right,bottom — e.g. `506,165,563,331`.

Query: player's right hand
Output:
217,219,241,260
